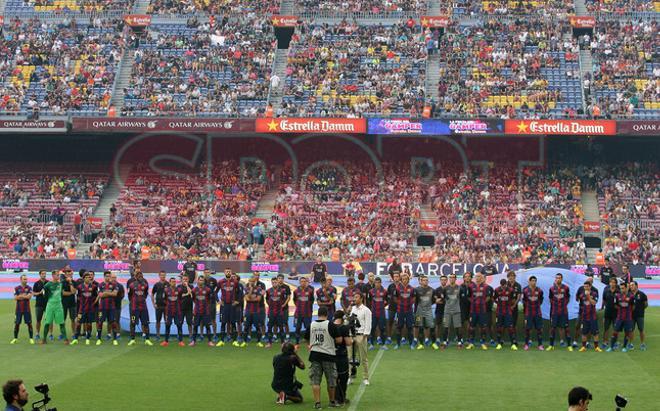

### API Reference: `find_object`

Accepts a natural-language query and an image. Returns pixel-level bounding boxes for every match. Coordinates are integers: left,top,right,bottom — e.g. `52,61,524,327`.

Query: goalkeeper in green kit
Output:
40,271,71,345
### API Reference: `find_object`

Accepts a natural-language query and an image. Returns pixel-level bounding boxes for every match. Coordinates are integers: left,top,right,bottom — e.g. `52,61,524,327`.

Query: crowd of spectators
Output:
594,163,658,265
122,17,273,117
85,162,266,260
280,21,426,117
146,0,280,15
296,0,427,14
429,166,586,264
0,17,125,116
262,162,425,261
432,19,581,119
585,0,656,14
583,19,658,119
478,0,574,16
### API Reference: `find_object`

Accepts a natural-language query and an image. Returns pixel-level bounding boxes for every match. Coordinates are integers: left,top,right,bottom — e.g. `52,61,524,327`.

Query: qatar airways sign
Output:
505,120,616,135
72,117,254,133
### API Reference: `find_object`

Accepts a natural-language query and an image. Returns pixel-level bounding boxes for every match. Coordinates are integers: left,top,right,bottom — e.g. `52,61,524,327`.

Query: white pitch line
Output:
348,348,385,411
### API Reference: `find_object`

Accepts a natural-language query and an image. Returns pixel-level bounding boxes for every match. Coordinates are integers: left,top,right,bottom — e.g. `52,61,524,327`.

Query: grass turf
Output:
1,300,659,410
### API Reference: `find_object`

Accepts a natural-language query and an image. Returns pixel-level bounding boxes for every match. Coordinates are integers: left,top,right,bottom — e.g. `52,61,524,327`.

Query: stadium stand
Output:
587,19,659,119
432,19,583,119
0,164,108,258
0,18,126,116
3,0,135,14
122,18,274,117
279,21,427,118
146,0,280,15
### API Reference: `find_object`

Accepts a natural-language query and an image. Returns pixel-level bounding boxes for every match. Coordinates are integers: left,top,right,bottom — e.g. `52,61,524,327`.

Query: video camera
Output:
615,394,627,411
32,383,56,411
344,313,361,337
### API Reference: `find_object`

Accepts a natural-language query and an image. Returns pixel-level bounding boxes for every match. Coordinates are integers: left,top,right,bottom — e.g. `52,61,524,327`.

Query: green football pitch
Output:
2,301,660,411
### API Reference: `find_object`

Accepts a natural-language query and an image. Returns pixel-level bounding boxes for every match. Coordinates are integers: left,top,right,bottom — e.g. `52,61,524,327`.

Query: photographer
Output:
308,306,343,410
567,386,591,411
272,342,305,405
333,310,353,406
3,380,28,411
349,293,371,385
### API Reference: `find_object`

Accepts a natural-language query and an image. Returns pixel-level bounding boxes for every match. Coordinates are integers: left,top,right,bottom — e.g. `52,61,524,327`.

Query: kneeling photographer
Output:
333,310,353,406
272,342,305,405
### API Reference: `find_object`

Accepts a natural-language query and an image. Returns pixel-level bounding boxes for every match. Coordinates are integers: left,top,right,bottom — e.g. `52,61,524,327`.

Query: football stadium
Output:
0,0,659,410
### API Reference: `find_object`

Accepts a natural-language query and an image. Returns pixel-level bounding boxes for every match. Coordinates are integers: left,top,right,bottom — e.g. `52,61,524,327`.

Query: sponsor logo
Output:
2,259,29,270
103,261,131,271
449,120,490,134
505,120,616,135
251,263,280,272
271,15,298,27
377,119,422,134
421,16,450,28
256,118,367,134
124,14,151,27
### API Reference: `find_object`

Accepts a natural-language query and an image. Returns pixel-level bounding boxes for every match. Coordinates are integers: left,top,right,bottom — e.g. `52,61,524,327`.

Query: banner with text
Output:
583,221,601,233
569,16,596,28
271,15,298,27
256,118,367,134
368,118,504,135
421,16,450,28
124,14,151,27
0,119,67,133
617,120,660,136
505,119,616,135
72,117,254,133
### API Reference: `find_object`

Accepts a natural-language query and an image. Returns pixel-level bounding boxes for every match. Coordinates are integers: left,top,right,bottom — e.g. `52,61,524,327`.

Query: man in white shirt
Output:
350,293,372,386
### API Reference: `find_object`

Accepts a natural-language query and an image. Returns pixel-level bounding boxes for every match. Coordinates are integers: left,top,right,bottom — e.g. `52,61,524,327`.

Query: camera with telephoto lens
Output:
615,394,627,410
344,313,361,337
32,383,56,411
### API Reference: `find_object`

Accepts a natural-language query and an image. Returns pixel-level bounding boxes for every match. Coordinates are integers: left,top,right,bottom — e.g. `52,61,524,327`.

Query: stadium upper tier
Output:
0,10,658,119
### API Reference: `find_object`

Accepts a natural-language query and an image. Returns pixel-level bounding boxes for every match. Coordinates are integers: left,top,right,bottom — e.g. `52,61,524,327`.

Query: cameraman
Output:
333,310,353,406
3,380,28,411
567,386,592,411
272,342,305,405
350,293,371,385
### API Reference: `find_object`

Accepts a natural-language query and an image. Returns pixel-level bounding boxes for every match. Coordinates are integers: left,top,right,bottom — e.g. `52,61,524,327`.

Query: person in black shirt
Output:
506,271,522,333
32,270,48,340
386,272,401,344
61,269,77,337
183,260,197,284
630,281,648,351
459,272,472,337
179,275,194,342
203,269,219,340
272,342,305,404
151,271,168,341
388,258,402,280
311,258,327,283
600,260,614,285
111,273,124,339
332,310,353,406
601,276,619,348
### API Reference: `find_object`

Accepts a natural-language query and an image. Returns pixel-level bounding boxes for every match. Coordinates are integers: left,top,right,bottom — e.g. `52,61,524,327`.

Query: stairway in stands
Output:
574,0,589,15
425,53,441,107
412,202,438,259
75,165,132,257
109,50,136,114
581,190,602,263
133,0,150,14
267,49,289,115
279,0,295,14
253,189,280,258
0,0,7,15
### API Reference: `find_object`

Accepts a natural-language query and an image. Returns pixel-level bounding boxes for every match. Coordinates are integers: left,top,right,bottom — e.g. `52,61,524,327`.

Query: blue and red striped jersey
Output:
294,285,315,318
578,288,599,321
494,285,513,316
193,286,212,316
14,285,31,313
266,286,287,316
523,286,543,317
395,284,415,314
218,277,239,304
549,284,570,316
77,283,97,313
165,286,182,317
316,286,337,314
368,286,388,317
128,280,149,311
245,284,265,314
615,292,634,321
98,281,118,311
468,282,491,314
341,286,359,308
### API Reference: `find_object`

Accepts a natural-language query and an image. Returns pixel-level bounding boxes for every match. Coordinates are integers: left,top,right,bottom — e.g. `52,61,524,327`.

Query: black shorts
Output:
98,309,116,324
78,312,95,324
130,309,149,326
15,312,32,325
35,305,46,322
633,317,645,332
182,309,193,326
63,305,76,321
603,313,616,330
